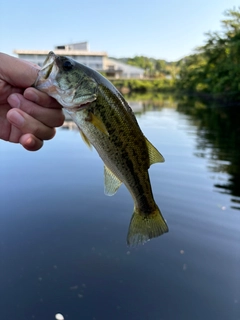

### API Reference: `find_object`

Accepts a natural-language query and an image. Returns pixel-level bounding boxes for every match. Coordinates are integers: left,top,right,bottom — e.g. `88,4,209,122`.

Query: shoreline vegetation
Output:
108,7,240,105
111,78,175,94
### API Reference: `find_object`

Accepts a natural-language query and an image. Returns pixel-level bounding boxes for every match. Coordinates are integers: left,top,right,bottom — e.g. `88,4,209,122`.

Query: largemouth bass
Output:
34,51,168,245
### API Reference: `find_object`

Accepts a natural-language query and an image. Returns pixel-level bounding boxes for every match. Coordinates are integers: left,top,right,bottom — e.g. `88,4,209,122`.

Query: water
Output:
1,95,240,320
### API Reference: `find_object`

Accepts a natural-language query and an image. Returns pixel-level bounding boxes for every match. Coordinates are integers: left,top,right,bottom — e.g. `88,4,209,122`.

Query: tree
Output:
177,7,240,101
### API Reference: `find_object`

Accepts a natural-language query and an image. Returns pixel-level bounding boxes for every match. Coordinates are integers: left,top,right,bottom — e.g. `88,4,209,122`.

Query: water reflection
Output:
1,94,240,320
177,96,240,210
63,94,240,211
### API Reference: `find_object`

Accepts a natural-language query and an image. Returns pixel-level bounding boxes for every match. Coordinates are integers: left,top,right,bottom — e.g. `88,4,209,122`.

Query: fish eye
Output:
62,60,73,71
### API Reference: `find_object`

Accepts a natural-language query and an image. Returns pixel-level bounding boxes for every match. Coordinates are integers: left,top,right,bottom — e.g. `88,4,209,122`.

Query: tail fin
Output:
127,206,168,246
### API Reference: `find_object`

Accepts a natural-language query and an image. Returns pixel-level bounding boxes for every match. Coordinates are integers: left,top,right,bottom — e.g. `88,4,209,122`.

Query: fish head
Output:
34,51,98,109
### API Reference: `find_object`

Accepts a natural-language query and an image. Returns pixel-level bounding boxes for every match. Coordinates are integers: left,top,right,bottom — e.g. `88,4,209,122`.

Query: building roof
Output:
13,49,107,57
55,42,89,51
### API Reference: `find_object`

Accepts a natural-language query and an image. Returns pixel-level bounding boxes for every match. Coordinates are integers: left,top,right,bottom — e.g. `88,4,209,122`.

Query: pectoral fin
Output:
104,165,122,196
86,112,109,136
79,129,92,149
145,138,165,165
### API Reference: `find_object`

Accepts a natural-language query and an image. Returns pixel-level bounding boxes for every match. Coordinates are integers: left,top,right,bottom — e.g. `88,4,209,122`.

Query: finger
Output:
7,108,56,141
0,53,39,87
24,87,62,109
19,133,44,151
8,93,65,128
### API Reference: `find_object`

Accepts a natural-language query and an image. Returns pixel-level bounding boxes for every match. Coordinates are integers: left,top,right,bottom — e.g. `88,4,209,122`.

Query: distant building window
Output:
108,65,115,71
88,56,102,61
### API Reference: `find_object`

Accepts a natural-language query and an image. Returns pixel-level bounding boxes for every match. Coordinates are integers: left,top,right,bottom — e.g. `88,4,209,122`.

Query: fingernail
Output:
8,94,21,108
8,110,25,127
25,137,36,148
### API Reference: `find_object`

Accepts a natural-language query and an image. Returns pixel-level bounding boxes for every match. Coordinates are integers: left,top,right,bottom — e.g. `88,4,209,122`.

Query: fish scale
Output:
91,86,151,199
34,51,168,245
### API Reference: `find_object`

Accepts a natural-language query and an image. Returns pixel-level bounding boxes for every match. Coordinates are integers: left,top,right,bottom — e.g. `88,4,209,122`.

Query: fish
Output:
34,51,168,245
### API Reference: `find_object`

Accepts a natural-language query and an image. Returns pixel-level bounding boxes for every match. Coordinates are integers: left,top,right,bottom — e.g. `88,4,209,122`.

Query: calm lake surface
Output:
1,95,240,320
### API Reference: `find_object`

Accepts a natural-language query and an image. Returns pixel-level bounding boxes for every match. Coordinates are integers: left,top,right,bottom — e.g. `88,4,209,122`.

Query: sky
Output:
1,0,239,61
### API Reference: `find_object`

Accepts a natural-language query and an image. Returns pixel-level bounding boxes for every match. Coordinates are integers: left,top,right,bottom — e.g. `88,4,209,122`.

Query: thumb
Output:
0,52,39,88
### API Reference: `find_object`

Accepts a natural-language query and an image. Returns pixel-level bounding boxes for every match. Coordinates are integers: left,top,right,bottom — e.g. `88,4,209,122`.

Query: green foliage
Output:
111,79,174,93
177,7,240,102
118,56,178,79
111,7,240,102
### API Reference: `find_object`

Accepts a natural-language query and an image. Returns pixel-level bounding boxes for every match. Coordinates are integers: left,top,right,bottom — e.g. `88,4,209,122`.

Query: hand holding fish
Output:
0,53,64,151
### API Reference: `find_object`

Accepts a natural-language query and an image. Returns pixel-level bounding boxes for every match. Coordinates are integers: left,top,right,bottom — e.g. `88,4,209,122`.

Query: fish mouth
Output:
40,51,56,78
44,62,53,79
64,100,95,113
34,52,57,88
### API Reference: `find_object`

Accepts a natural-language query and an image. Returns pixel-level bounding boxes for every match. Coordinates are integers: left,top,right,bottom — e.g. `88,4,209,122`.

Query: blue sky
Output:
1,0,239,61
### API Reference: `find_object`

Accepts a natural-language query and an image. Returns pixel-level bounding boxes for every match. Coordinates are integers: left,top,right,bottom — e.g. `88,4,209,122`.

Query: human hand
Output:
0,53,65,151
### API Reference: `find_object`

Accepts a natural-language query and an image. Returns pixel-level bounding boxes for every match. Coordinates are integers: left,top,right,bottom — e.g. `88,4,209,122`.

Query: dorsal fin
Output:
145,138,165,165
104,165,122,196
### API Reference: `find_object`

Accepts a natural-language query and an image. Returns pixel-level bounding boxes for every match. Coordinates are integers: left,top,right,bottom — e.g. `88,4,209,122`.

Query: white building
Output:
104,58,144,79
14,42,144,79
14,42,106,70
